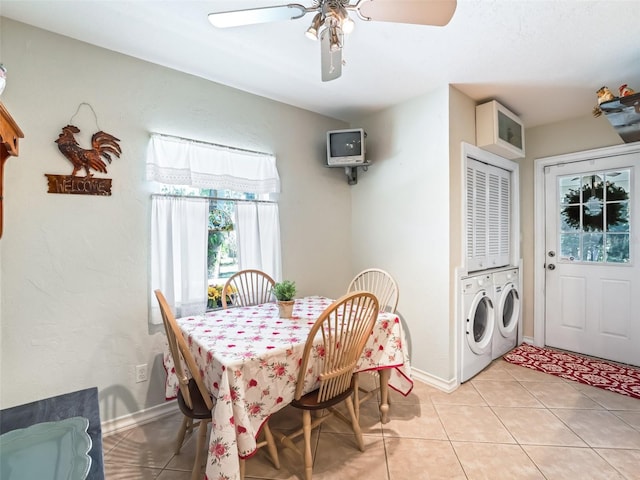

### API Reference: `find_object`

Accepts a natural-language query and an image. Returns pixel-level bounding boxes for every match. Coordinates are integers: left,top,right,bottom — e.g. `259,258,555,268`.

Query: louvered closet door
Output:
467,159,511,271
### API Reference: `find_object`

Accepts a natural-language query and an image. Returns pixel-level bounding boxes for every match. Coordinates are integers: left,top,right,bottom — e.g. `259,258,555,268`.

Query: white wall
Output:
351,87,452,381
0,19,351,419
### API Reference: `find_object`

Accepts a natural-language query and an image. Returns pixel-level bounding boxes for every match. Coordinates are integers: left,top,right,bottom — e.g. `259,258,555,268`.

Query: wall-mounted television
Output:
326,128,366,166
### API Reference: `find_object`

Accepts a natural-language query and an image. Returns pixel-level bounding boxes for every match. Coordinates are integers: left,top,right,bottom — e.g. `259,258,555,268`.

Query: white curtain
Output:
146,134,280,194
235,202,282,281
150,196,209,325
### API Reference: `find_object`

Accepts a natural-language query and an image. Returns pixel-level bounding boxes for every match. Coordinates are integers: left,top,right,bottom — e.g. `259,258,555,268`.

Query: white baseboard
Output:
101,366,460,436
522,335,534,345
410,366,458,393
101,401,179,437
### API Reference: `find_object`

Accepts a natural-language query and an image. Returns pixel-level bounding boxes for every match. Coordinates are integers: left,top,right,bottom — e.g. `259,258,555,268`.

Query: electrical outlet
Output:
135,364,148,383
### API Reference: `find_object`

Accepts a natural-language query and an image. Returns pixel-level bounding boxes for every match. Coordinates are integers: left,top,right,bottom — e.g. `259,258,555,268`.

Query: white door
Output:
544,152,639,366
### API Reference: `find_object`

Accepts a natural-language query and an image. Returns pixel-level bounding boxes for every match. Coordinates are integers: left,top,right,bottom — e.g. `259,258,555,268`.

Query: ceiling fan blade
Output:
321,33,342,82
208,4,308,28
357,0,457,26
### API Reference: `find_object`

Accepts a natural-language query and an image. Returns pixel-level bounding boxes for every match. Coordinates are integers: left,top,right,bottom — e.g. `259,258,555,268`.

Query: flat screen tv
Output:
326,128,366,165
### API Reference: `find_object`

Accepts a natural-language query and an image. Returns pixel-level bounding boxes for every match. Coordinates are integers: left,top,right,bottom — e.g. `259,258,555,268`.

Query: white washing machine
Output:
491,267,521,359
459,272,495,383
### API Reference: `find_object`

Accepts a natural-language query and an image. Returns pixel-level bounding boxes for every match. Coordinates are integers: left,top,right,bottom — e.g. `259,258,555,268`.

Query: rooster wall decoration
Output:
46,124,122,196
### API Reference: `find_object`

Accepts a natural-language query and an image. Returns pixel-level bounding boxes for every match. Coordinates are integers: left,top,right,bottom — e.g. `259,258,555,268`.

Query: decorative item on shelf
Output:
619,84,635,97
592,86,616,117
207,283,237,309
273,280,297,318
597,90,640,142
0,101,24,239
45,103,122,196
0,64,6,96
597,86,616,104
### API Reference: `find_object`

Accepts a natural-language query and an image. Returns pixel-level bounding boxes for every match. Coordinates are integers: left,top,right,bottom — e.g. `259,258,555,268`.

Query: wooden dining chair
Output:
222,269,276,308
155,290,280,480
348,268,399,415
348,268,399,313
276,291,379,480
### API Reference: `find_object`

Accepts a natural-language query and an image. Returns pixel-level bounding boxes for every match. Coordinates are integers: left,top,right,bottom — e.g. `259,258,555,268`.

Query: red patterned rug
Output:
503,343,640,400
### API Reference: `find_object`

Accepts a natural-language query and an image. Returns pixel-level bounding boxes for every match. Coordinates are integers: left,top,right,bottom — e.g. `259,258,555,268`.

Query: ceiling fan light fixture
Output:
305,26,318,40
305,13,322,40
341,16,355,34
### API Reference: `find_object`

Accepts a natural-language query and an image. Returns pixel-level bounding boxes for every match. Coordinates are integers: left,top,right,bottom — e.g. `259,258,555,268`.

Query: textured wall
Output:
351,87,453,381
0,18,350,419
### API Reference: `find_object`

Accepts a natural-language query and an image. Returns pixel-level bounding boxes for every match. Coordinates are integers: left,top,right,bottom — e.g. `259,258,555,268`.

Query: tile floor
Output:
103,359,640,479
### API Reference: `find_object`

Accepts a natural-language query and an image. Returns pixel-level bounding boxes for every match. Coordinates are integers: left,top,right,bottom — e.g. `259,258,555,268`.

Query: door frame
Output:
533,142,640,347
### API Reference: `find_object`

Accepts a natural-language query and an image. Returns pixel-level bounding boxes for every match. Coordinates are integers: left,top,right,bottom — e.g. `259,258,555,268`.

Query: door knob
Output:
548,264,556,270
548,251,555,257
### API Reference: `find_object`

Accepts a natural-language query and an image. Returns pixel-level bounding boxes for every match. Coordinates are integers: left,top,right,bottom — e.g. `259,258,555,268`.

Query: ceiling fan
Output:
208,0,457,82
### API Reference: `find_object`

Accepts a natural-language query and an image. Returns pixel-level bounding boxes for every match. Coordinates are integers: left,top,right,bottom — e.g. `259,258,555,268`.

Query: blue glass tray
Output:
0,416,92,480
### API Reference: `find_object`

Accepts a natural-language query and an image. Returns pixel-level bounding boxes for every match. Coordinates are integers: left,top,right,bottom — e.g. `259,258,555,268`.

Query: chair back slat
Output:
348,268,399,313
155,290,213,411
295,291,379,403
222,269,276,308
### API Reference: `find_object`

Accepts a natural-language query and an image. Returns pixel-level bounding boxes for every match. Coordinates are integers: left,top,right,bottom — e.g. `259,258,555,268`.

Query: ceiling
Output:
2,0,639,128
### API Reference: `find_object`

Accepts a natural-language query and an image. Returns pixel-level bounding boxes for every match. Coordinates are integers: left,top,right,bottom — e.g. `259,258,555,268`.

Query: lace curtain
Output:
146,133,280,194
235,202,282,282
150,196,209,324
147,134,282,324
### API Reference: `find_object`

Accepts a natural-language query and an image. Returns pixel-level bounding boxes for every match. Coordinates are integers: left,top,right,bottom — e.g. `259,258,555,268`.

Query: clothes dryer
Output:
491,267,521,359
459,272,495,383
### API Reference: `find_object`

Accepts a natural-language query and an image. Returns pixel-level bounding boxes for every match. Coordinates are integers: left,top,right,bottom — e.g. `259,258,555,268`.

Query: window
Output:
159,186,275,310
147,134,281,324
559,169,630,263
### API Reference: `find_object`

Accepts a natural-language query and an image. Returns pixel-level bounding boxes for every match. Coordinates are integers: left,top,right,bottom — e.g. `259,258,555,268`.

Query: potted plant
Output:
273,280,296,318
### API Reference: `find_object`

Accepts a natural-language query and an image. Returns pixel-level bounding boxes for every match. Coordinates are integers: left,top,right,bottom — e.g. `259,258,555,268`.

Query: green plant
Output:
273,280,296,301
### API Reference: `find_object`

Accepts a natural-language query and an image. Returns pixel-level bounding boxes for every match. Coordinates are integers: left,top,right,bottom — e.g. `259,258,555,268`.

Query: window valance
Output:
146,134,280,194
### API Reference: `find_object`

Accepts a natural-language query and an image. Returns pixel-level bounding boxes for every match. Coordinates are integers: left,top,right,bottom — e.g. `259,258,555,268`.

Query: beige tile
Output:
163,433,202,472
472,381,543,407
101,429,129,454
387,379,441,405
452,442,545,480
156,470,191,479
104,414,186,468
104,463,162,479
523,445,626,479
311,432,389,480
105,365,640,480
501,363,565,382
612,410,640,431
492,407,586,446
245,428,320,480
577,385,640,411
358,371,381,391
595,448,640,480
270,404,317,435
435,405,515,443
429,382,487,406
385,438,466,480
381,402,447,440
471,361,517,382
319,399,383,436
520,381,603,409
551,408,640,449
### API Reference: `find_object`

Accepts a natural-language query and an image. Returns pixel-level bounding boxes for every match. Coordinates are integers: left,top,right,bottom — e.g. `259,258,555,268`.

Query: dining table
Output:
164,295,413,480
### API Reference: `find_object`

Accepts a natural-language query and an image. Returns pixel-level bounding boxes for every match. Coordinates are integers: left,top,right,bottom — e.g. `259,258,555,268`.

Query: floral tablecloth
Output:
164,296,412,480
